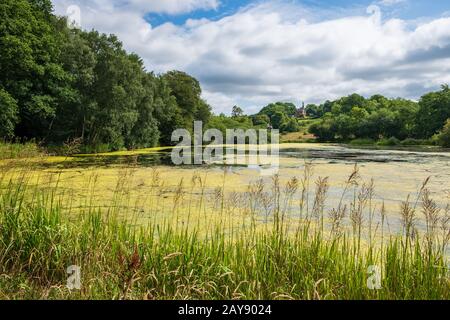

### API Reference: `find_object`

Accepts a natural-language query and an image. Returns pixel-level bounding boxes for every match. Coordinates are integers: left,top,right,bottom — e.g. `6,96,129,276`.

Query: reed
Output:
0,141,43,160
0,162,448,300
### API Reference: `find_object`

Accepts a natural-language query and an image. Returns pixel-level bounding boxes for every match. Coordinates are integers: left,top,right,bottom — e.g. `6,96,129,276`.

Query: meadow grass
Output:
0,161,449,300
0,141,43,160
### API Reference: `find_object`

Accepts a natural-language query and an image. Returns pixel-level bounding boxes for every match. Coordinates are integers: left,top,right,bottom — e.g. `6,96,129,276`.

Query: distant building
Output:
296,102,307,118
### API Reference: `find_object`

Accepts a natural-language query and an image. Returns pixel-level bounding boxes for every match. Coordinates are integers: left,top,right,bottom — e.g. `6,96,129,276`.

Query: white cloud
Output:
52,1,450,114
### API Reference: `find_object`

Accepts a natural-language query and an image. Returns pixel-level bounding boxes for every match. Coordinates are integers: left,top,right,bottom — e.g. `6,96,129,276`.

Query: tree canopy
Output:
0,0,211,151
308,91,450,143
255,102,298,132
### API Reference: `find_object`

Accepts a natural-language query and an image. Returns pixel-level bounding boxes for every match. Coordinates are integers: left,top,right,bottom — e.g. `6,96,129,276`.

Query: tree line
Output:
206,102,302,135
223,91,450,147
307,89,450,147
0,0,211,152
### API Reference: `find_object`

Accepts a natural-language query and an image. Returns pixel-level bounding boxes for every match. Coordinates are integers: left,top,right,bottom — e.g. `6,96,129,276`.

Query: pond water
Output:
9,143,449,236
276,144,450,231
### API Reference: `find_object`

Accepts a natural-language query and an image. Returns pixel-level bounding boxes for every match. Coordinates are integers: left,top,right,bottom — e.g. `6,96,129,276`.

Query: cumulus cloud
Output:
52,1,450,114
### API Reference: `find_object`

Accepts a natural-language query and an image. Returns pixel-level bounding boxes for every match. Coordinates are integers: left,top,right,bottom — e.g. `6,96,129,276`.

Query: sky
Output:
52,0,450,114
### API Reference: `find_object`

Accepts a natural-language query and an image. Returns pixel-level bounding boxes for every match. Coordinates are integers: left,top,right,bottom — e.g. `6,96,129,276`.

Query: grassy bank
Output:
0,163,448,300
0,141,43,160
348,137,436,147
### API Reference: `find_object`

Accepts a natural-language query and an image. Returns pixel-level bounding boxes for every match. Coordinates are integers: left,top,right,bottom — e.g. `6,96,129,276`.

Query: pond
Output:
4,143,449,236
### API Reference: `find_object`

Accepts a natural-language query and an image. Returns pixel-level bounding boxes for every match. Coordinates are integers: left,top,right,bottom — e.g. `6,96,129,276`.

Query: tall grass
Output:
0,164,449,300
0,141,43,160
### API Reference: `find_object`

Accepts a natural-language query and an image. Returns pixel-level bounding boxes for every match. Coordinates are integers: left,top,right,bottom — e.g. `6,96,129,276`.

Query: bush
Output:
377,137,401,146
400,138,430,146
280,118,300,133
435,119,450,148
0,89,18,139
0,141,42,160
350,138,375,146
309,120,335,142
80,144,113,154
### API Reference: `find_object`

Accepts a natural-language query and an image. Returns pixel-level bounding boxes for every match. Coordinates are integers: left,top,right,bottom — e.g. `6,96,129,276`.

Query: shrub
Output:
400,138,429,146
377,137,401,146
280,118,300,133
350,138,375,146
435,119,450,148
309,120,335,142
0,141,42,160
80,143,113,154
0,89,18,139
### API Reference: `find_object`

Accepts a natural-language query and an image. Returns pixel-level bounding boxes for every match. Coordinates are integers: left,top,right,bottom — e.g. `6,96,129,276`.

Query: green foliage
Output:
400,138,430,146
258,102,297,119
349,138,376,146
416,85,450,138
0,0,70,139
309,118,336,142
0,88,18,138
270,111,287,130
435,119,450,148
254,102,300,132
280,118,300,133
305,104,321,118
251,114,270,126
1,168,448,299
232,105,244,118
0,141,42,159
0,1,212,151
377,137,401,147
206,114,255,136
162,71,212,130
309,94,422,142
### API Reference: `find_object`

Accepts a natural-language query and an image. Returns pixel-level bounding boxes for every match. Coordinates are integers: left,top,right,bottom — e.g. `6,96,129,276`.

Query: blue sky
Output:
145,0,254,26
53,0,450,114
145,0,450,27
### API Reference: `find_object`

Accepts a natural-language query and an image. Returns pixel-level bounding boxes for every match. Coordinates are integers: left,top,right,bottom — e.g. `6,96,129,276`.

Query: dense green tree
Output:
0,0,71,139
280,118,300,133
50,26,96,143
435,119,450,148
304,101,333,118
307,93,424,142
270,111,288,130
305,104,321,118
337,93,367,113
232,105,244,118
0,88,18,139
251,114,270,126
0,1,214,151
28,0,53,14
152,76,182,146
415,85,450,138
258,102,297,119
309,118,335,142
206,114,254,136
127,72,160,149
163,71,212,130
71,32,142,150
388,99,419,139
53,30,160,150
